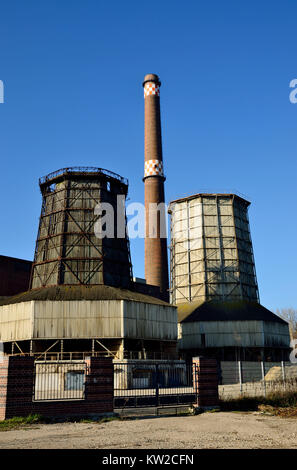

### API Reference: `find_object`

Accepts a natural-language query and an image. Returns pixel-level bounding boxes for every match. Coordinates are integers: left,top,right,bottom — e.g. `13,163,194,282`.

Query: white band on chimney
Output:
144,159,164,177
144,82,160,98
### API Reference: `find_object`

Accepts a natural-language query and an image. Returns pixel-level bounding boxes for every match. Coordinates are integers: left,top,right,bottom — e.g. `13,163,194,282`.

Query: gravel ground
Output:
0,412,296,449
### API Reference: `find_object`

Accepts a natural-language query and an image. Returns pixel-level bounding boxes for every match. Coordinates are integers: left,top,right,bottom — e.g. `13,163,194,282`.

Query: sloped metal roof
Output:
0,285,170,307
178,300,287,324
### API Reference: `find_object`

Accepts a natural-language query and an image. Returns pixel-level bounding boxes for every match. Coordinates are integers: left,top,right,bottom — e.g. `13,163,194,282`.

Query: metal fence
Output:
219,361,297,399
32,358,297,405
114,362,196,408
33,361,87,401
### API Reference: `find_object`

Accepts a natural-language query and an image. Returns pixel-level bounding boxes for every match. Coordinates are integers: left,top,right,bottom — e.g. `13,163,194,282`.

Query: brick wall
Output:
0,356,113,421
192,357,219,408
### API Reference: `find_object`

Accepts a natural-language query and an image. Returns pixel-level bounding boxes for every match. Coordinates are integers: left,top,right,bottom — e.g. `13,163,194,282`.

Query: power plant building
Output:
0,164,177,359
0,74,291,365
169,193,291,361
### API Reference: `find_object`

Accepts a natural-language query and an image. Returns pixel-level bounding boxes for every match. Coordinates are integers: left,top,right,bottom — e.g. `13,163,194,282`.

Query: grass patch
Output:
0,414,44,431
220,391,297,417
79,416,121,424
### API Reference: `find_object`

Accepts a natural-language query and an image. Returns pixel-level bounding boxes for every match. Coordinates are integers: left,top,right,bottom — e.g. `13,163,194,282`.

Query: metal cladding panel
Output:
178,320,275,349
32,300,123,339
0,302,33,341
123,301,177,340
263,321,291,347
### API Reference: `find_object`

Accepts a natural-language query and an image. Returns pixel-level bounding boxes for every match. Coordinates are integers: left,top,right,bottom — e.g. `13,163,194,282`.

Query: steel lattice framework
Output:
169,194,259,305
30,167,133,289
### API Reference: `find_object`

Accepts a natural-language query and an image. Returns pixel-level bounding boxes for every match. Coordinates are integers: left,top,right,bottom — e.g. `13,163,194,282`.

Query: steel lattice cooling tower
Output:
30,167,132,289
169,193,259,305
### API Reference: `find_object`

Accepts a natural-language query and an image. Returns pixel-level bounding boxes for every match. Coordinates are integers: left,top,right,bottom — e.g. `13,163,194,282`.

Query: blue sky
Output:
0,0,296,311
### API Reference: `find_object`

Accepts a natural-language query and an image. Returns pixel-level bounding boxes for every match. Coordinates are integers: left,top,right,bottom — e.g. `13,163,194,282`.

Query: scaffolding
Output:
169,194,259,305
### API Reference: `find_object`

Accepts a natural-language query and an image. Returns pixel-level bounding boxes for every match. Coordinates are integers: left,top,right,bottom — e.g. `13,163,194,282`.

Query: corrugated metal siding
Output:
33,300,123,339
179,320,290,349
263,321,291,347
0,299,177,342
123,302,177,340
0,301,33,341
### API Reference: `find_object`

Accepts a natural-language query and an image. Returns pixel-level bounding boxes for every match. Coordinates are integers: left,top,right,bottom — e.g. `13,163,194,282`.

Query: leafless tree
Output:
275,308,297,338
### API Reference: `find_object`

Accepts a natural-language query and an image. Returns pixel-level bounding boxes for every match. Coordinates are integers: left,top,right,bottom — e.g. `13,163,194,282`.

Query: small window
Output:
65,371,85,391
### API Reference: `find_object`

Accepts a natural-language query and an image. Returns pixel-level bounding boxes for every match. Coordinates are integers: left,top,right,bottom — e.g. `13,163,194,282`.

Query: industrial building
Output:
0,163,177,359
0,284,177,358
169,193,291,361
0,74,179,362
0,73,291,365
0,255,32,297
177,300,290,362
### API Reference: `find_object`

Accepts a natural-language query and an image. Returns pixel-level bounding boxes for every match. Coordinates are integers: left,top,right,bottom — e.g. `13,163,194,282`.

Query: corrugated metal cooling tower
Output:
30,167,133,289
169,193,259,305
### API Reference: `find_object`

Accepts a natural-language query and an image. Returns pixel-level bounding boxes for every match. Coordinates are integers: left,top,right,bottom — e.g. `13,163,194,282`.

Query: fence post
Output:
155,364,160,407
261,361,266,397
281,361,286,391
238,360,243,394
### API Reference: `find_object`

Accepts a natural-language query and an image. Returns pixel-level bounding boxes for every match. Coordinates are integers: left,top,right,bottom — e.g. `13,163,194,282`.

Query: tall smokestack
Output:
143,73,169,302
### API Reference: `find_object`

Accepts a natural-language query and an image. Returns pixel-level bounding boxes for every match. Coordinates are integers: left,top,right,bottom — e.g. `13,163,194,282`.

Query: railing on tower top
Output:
39,167,128,186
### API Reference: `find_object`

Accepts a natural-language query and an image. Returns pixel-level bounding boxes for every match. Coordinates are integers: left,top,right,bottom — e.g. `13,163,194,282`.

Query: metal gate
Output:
114,362,196,408
33,361,87,401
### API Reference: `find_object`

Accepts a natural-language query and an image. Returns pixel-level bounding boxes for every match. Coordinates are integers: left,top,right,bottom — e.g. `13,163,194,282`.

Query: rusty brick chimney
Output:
143,73,169,302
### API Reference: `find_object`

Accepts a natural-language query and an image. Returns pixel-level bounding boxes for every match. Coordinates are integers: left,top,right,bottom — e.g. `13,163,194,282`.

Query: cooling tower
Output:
30,167,132,289
169,193,259,305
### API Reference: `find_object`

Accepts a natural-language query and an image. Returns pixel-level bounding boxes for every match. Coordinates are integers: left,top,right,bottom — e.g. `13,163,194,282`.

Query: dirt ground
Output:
0,411,296,449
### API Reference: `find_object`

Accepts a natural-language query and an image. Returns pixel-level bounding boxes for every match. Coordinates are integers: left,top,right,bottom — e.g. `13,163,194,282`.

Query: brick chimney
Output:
143,73,169,302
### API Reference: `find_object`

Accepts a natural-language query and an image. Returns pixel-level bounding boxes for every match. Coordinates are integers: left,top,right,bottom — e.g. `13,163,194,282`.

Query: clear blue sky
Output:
0,0,296,312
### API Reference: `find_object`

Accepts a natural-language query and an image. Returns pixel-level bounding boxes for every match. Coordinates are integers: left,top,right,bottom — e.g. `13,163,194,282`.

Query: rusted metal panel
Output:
0,298,177,343
32,300,123,339
123,301,177,340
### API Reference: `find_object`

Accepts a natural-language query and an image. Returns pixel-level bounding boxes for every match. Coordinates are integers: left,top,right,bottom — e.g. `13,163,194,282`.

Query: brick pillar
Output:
0,357,9,421
192,357,219,409
143,73,169,302
0,356,34,421
85,357,114,414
